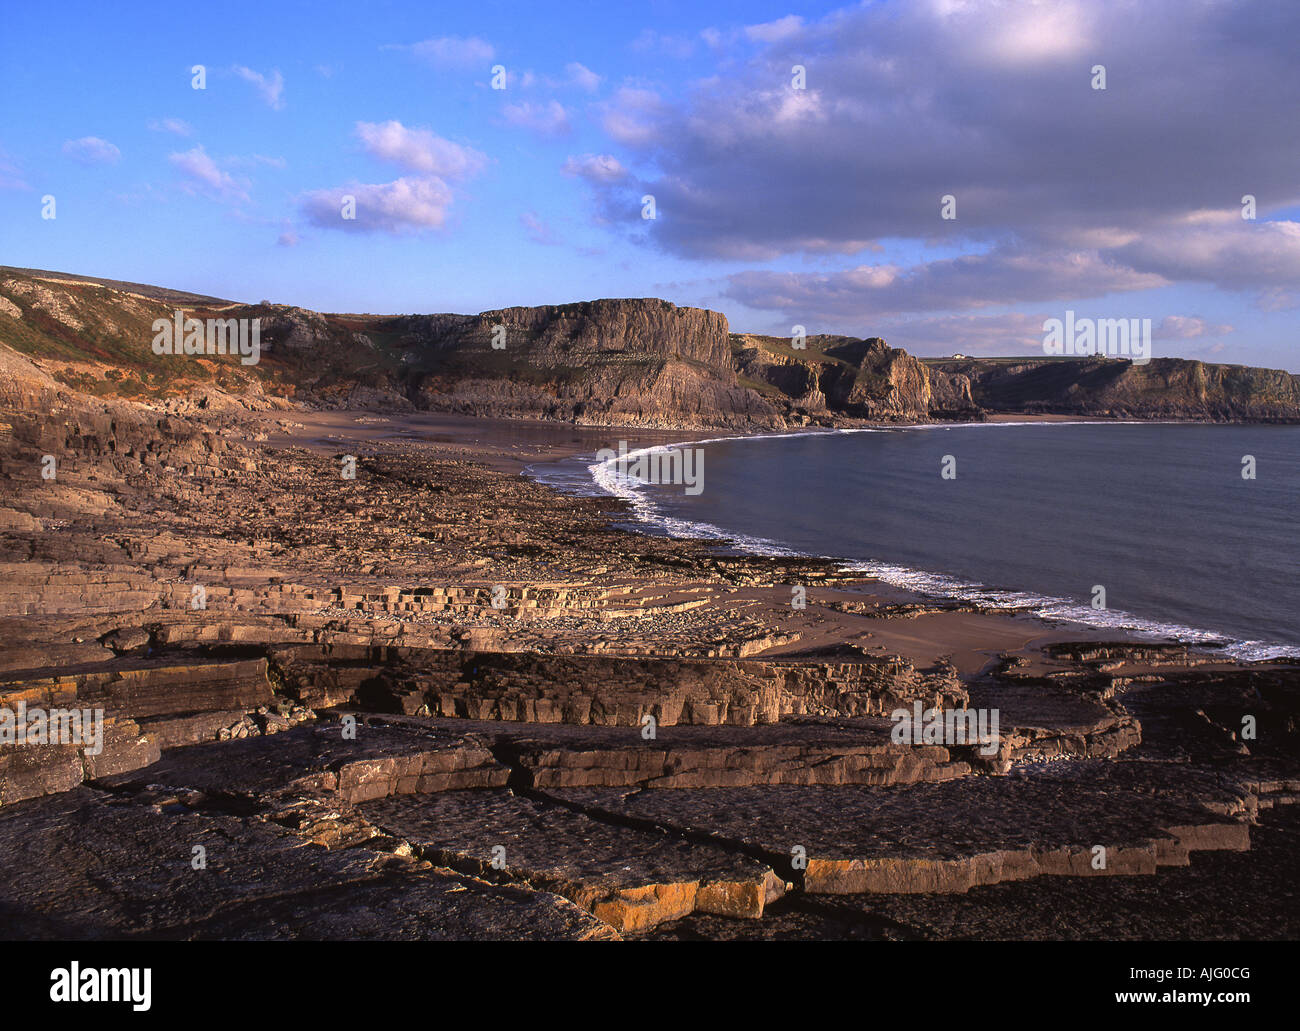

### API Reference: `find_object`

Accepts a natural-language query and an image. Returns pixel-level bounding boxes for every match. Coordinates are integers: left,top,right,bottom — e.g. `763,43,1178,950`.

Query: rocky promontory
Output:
5,266,1298,429
1,324,1297,937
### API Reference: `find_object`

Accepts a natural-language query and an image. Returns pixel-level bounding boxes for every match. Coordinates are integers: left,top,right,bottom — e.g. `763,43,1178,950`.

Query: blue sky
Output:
2,0,1298,370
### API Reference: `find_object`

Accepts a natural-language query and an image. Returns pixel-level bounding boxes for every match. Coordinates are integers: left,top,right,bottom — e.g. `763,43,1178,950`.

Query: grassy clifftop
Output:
3,266,1297,425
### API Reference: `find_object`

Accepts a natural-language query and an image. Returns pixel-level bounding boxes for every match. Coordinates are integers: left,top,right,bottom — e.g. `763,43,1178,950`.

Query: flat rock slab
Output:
643,805,1300,941
965,681,1117,728
0,786,615,941
1117,677,1285,763
97,721,508,802
546,760,1252,895
1,716,161,805
358,788,785,932
0,657,274,718
374,714,969,788
156,869,620,941
965,680,1141,766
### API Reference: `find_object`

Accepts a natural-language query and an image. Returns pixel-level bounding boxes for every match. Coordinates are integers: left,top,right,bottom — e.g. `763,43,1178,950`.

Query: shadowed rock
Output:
545,761,1254,896
359,788,785,932
0,786,615,940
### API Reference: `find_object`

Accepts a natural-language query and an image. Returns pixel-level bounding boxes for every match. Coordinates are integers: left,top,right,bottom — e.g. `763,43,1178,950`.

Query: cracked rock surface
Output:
2,357,1298,939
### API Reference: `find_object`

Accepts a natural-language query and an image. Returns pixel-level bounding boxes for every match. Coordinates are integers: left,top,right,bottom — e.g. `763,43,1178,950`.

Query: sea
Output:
528,422,1300,662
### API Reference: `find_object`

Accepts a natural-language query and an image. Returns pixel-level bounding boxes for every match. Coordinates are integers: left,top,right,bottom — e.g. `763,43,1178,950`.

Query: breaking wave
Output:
525,425,1299,663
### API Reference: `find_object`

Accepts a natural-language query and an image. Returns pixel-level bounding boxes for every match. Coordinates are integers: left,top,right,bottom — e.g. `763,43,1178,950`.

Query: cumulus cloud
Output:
355,120,485,177
169,146,249,203
62,136,120,166
302,121,485,235
300,177,456,233
232,66,284,109
578,0,1300,316
502,100,571,136
1110,218,1300,301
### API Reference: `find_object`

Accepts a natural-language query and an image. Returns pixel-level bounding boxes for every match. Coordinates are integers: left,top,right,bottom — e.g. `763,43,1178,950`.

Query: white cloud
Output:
169,146,250,203
302,121,486,235
565,62,601,92
232,66,285,110
744,15,804,43
1111,220,1300,299
875,312,1054,357
62,136,121,166
225,153,288,170
599,87,663,146
355,120,485,178
579,0,1300,279
1155,316,1234,339
300,177,457,234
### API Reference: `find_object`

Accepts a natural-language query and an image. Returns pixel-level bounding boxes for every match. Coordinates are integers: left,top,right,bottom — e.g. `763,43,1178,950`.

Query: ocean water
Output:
529,423,1300,661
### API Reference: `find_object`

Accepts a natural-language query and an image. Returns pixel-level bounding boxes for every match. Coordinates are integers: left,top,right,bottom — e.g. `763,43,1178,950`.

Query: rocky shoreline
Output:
2,346,1298,939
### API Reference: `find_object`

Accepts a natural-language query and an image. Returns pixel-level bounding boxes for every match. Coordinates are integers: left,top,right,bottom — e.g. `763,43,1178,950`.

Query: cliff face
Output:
0,273,785,429
820,338,933,419
479,298,734,370
2,266,1298,428
733,333,979,423
388,298,784,428
927,367,979,418
925,356,1300,422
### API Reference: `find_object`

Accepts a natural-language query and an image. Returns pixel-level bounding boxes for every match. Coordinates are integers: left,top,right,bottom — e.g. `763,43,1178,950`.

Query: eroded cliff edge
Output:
3,266,1298,428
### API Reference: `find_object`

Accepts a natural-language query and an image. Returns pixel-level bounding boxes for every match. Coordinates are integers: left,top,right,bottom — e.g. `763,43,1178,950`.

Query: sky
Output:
2,0,1298,369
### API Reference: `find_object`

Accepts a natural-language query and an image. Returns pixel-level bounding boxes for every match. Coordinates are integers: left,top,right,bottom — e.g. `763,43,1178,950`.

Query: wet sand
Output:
255,410,713,474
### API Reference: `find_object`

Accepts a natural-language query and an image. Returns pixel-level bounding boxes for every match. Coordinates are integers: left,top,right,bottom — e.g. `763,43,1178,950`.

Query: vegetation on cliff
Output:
2,266,1297,427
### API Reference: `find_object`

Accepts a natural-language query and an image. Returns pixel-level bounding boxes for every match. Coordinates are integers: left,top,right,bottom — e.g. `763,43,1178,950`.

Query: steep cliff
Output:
0,272,783,429
388,299,785,429
733,333,979,422
924,356,1300,422
2,266,1297,427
